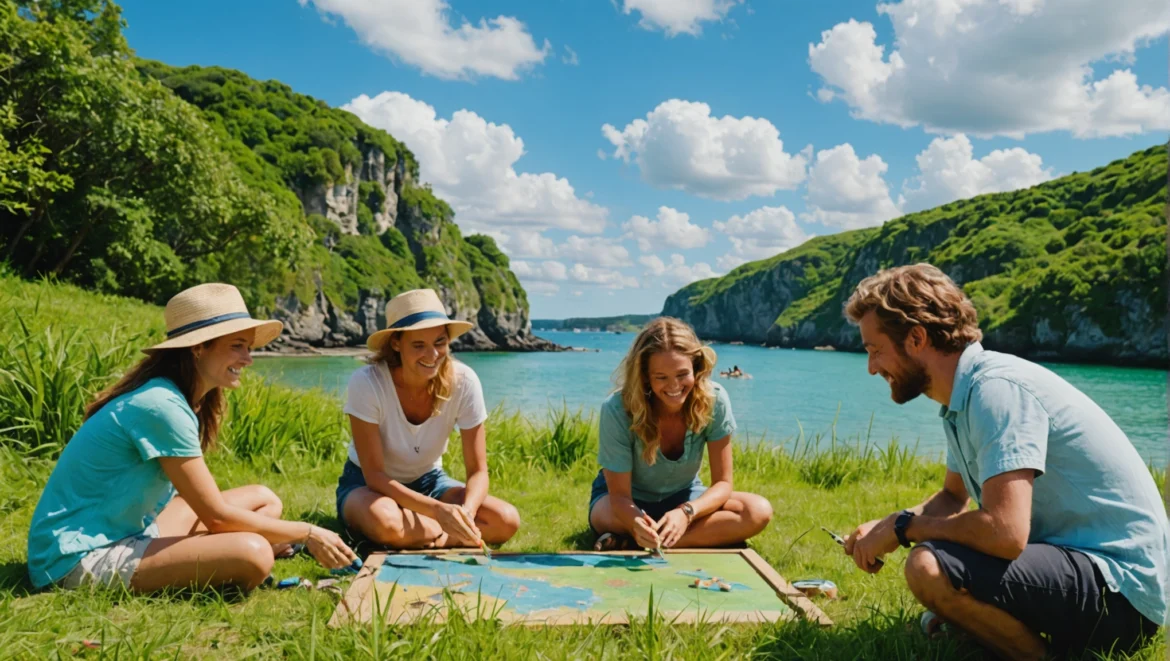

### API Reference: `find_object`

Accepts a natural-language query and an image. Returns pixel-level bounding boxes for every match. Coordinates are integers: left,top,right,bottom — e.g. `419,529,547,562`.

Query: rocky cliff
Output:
274,146,555,352
140,61,557,353
664,145,1167,367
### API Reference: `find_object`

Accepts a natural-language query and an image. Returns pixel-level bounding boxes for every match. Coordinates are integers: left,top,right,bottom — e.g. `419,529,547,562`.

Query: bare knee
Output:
235,533,275,589
741,494,773,534
905,546,950,607
488,502,521,543
367,501,406,545
250,484,283,518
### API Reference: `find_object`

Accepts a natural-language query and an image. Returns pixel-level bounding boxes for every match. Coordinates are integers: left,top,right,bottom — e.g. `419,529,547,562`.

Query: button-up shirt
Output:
940,342,1168,624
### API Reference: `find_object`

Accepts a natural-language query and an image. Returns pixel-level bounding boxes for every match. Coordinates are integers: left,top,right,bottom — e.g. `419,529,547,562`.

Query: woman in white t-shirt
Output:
335,289,520,549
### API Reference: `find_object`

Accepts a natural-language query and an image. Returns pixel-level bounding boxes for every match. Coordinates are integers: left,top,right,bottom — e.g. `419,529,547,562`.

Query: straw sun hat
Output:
144,283,284,354
366,289,473,353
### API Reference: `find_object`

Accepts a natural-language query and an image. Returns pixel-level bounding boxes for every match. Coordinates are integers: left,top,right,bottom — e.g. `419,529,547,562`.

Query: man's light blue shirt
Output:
940,342,1169,625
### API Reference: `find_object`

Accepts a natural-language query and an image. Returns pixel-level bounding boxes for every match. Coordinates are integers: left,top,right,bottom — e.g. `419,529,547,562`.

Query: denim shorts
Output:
587,468,707,534
335,460,464,527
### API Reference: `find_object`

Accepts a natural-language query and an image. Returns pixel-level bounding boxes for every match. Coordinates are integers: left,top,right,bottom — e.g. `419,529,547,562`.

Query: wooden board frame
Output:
329,548,832,628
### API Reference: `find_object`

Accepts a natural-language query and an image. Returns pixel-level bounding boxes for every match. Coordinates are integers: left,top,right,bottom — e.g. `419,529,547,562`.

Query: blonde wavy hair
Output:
616,317,717,465
845,263,983,353
368,327,455,418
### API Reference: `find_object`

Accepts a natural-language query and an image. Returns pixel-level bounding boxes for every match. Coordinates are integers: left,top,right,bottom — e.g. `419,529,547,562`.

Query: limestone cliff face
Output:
663,146,1167,368
275,145,557,353
294,146,400,236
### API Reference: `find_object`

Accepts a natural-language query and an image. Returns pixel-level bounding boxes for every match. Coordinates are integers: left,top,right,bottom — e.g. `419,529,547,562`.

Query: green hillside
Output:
664,145,1168,366
0,1,538,350
533,314,659,331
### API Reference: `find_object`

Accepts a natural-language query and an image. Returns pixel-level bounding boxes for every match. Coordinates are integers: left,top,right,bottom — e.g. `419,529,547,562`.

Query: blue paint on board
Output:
376,555,602,614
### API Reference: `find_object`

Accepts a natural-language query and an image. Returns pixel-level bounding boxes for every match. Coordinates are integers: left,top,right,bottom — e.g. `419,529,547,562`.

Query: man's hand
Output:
844,514,899,573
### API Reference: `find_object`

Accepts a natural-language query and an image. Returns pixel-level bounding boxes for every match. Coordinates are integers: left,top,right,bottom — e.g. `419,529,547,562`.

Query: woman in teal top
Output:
27,283,357,592
588,317,773,551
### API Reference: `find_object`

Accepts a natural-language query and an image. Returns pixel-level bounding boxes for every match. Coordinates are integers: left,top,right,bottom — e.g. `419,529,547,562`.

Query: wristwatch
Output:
894,509,915,548
679,502,696,521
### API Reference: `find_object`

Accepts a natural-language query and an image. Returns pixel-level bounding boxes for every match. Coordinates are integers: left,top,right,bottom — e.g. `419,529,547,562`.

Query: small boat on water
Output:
718,365,752,379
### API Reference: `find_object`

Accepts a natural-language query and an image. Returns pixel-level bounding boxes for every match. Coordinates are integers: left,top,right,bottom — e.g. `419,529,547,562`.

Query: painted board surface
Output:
331,550,831,627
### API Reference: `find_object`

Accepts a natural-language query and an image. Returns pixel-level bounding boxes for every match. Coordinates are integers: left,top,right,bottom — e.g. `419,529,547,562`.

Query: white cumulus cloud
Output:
345,92,608,235
568,264,639,289
623,206,711,252
510,259,569,296
714,206,810,262
803,144,901,229
300,0,550,81
619,0,742,37
602,100,808,200
808,0,1170,138
639,253,720,287
901,135,1053,212
494,231,631,267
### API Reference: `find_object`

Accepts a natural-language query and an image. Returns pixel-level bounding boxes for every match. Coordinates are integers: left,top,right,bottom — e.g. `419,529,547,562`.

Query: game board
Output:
329,549,832,627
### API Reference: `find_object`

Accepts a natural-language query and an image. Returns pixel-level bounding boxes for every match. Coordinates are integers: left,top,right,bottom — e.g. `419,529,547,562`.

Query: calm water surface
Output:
251,331,1169,465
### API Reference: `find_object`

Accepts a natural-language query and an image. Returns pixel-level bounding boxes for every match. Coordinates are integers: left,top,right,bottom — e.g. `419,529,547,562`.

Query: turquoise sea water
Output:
251,331,1169,466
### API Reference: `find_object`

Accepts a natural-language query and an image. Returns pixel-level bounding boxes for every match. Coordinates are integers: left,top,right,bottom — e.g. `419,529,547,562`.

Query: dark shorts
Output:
587,468,707,535
334,460,464,528
918,540,1160,654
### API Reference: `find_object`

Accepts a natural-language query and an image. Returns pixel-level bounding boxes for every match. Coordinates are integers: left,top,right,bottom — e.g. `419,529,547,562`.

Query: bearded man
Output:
841,263,1167,660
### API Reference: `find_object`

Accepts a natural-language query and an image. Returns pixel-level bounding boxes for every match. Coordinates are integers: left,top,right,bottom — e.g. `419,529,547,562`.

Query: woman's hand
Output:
656,508,691,547
631,513,661,550
435,502,482,546
305,525,358,570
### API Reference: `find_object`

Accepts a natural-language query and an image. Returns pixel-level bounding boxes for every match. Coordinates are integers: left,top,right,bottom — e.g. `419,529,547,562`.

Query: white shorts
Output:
60,529,156,590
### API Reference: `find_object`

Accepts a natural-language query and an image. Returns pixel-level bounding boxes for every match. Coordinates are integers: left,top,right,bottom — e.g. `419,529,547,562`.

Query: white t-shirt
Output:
344,360,487,482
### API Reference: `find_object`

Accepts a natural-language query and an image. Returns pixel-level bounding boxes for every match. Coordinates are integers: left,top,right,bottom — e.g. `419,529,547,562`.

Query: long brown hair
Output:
368,326,455,418
85,346,224,451
616,317,717,465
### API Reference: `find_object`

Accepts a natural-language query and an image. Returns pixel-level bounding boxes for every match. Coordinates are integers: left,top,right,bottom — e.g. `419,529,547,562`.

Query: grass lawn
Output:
0,273,1165,659
1,433,1165,659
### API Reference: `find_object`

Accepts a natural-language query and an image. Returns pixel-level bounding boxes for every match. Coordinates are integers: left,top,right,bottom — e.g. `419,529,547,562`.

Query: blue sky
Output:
119,0,1169,319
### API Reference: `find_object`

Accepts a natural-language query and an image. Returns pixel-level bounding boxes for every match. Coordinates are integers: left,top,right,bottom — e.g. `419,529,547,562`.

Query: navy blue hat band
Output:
389,310,449,329
166,311,253,338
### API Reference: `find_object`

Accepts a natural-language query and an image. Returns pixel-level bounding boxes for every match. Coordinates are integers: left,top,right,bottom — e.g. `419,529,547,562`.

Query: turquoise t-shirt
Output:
27,377,203,588
941,343,1170,625
597,383,736,502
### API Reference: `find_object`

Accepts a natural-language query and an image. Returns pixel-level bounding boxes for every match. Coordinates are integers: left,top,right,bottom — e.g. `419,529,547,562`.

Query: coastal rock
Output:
294,144,399,236
662,146,1167,367
276,144,560,353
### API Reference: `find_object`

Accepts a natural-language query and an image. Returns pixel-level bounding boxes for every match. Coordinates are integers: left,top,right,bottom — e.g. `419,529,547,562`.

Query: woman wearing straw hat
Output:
335,289,520,549
27,283,358,593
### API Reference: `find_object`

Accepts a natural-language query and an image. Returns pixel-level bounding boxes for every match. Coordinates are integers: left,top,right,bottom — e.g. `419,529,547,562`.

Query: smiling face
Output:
859,310,929,404
390,325,450,382
646,350,696,414
193,328,255,392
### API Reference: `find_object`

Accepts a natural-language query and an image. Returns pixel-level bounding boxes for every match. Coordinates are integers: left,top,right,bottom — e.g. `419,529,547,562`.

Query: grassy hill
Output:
664,145,1168,367
0,1,540,350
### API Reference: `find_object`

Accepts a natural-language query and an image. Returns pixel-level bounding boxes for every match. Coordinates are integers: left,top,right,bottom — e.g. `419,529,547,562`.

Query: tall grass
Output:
221,375,349,465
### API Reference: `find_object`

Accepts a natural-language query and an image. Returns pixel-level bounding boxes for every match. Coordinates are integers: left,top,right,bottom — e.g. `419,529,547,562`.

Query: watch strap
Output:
894,509,914,548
